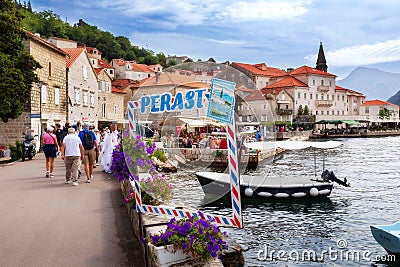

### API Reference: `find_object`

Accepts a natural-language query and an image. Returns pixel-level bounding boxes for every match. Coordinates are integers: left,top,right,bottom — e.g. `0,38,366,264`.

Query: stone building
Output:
111,58,156,80
96,69,126,128
0,32,67,150
62,47,98,126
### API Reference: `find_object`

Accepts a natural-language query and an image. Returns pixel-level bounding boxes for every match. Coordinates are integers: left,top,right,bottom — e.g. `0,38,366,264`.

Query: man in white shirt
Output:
61,127,84,186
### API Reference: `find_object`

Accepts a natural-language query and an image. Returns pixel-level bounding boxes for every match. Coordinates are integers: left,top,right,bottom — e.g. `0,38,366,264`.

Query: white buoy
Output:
318,189,331,195
275,193,289,198
309,187,319,196
244,187,253,196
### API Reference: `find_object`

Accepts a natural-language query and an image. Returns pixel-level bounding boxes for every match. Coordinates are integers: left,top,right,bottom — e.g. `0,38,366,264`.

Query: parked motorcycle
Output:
21,134,37,161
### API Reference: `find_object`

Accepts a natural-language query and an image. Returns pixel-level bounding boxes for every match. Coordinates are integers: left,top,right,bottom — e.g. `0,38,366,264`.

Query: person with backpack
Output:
78,122,99,183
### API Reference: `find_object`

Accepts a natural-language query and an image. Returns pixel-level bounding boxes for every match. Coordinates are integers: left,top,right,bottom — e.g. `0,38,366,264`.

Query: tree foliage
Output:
297,105,303,115
378,107,391,120
0,0,41,122
303,105,309,115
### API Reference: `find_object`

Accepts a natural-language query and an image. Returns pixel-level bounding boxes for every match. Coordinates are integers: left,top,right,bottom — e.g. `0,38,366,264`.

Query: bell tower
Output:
316,42,328,72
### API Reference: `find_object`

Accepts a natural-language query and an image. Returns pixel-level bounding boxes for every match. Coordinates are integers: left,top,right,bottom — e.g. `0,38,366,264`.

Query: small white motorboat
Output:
370,222,400,255
196,140,350,199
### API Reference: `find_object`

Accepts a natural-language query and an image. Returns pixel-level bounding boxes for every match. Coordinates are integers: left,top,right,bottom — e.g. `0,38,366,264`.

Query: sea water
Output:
168,136,400,266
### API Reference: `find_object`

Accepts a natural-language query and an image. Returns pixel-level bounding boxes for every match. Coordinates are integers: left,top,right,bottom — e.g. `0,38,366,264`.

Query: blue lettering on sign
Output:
139,88,209,114
159,93,171,112
141,95,151,113
150,95,160,112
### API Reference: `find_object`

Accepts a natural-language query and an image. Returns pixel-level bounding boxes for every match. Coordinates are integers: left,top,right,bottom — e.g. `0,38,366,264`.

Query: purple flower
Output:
181,242,189,250
136,158,146,167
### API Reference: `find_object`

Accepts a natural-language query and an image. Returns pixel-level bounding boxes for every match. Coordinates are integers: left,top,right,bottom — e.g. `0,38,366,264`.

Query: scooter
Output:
21,134,37,161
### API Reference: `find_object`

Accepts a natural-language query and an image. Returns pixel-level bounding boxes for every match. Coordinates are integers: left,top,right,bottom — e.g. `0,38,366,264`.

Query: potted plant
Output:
145,211,228,266
111,132,174,205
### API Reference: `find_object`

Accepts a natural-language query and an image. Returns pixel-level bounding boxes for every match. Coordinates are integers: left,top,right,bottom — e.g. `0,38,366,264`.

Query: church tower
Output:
316,42,328,72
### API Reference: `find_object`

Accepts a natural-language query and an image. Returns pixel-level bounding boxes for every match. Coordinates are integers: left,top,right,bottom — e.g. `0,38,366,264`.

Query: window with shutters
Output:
54,88,60,105
75,89,80,105
41,85,47,104
83,92,88,106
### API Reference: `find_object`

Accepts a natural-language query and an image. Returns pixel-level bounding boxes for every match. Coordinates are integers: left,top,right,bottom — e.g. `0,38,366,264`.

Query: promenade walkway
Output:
0,153,144,267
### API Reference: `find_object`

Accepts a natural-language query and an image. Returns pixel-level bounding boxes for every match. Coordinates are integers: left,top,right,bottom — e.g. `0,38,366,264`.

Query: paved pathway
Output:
0,153,144,267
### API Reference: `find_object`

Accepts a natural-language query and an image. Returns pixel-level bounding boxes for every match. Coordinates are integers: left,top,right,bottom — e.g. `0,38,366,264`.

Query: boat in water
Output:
195,140,350,199
370,222,400,256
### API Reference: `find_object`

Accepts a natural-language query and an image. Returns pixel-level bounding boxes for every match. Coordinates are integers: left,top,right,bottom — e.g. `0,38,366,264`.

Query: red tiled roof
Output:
112,79,139,90
94,68,103,75
180,81,210,89
134,72,196,88
130,63,154,73
111,87,127,94
26,32,67,56
290,65,336,77
335,86,365,97
361,100,393,106
85,47,102,55
62,47,86,68
263,76,308,89
260,87,286,95
98,59,113,69
243,91,266,101
112,58,136,66
232,62,287,77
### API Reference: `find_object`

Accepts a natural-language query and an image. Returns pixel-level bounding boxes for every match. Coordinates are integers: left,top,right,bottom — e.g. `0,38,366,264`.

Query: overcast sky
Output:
32,0,400,79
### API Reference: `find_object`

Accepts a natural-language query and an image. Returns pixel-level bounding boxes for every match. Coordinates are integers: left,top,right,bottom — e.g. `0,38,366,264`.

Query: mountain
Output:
337,67,400,101
387,91,400,106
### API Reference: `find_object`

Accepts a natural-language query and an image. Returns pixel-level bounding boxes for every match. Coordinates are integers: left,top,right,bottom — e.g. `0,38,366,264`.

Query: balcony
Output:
276,108,293,115
317,85,330,92
315,100,333,107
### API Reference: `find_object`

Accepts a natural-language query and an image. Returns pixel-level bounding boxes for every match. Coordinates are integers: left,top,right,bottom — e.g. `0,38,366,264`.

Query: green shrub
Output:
9,140,22,161
151,149,167,163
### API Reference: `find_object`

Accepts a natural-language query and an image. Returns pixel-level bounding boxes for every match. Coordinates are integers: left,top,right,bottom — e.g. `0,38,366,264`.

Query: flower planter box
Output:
148,243,191,267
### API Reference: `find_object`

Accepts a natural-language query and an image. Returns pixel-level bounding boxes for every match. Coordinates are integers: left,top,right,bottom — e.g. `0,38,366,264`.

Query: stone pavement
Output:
0,152,144,267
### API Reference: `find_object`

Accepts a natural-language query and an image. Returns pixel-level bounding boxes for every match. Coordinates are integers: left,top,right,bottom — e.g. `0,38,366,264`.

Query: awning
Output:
316,120,342,125
180,118,207,127
341,120,359,125
316,119,360,125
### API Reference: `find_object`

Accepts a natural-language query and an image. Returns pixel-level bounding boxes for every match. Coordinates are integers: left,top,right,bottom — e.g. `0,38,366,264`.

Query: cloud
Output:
95,0,311,27
305,38,400,67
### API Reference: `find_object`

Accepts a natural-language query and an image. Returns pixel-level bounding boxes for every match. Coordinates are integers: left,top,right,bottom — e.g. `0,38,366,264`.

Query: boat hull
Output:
196,172,333,199
370,223,400,255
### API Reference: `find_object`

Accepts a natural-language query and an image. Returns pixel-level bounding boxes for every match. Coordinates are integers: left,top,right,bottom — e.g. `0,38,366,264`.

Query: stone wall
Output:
0,112,32,149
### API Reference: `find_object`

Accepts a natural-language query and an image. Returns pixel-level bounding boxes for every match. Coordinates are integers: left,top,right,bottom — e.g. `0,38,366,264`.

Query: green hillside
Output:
16,1,167,66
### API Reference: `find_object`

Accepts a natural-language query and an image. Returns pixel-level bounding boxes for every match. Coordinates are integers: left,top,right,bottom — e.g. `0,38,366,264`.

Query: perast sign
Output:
127,78,243,228
139,88,209,114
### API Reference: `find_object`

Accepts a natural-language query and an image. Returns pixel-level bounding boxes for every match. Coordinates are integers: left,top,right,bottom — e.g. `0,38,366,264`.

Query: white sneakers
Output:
72,182,79,186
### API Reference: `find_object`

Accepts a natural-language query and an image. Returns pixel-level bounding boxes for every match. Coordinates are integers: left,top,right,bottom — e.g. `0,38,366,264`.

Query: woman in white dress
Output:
101,125,119,173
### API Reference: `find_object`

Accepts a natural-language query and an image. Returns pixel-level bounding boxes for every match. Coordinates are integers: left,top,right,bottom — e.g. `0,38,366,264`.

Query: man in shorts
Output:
78,122,99,183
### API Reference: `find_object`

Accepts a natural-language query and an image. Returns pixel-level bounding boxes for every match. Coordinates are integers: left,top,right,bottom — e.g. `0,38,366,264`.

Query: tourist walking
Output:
78,122,99,183
42,126,59,178
94,128,101,167
61,127,84,186
101,124,119,173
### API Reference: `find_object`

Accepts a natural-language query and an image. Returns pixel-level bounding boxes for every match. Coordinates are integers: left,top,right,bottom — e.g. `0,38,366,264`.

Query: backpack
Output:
83,131,94,150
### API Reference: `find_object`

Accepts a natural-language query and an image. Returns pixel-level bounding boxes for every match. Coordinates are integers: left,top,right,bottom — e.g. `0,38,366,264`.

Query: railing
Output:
276,108,293,115
317,85,330,92
315,100,333,107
